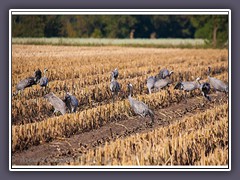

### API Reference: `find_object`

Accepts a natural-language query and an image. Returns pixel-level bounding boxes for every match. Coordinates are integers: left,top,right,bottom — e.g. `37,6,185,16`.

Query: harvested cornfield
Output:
11,45,229,167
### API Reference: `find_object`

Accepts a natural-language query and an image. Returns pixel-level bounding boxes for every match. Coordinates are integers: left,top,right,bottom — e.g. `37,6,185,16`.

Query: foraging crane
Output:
127,83,154,123
174,77,201,101
63,92,79,113
153,77,172,91
14,69,42,96
44,92,66,115
207,67,228,93
146,76,157,94
198,80,211,101
39,68,49,89
157,68,174,79
110,72,121,102
174,77,201,91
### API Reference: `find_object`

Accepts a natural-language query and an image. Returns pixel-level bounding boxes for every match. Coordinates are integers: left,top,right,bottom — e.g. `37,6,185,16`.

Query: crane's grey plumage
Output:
207,67,228,93
110,74,121,102
146,76,157,94
153,77,172,91
112,68,119,79
157,68,174,79
14,69,42,96
39,68,49,89
174,77,201,91
63,92,79,113
44,92,66,115
128,83,154,123
16,77,36,91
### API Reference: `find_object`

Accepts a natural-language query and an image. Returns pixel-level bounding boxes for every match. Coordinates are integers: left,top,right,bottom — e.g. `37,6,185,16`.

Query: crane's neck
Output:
128,94,134,106
128,87,133,100
44,70,47,77
111,76,115,82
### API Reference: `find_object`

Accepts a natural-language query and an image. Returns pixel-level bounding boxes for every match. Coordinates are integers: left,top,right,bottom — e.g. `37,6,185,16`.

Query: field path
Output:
12,92,228,165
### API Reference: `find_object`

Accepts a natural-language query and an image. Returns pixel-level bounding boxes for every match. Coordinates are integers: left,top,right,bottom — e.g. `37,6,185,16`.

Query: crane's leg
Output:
53,109,57,116
148,87,152,94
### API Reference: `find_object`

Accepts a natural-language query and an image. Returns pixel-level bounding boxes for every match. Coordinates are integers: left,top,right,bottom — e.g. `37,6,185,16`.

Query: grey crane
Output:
110,72,121,102
207,67,228,93
174,77,201,91
157,68,174,79
127,83,154,123
174,77,201,102
146,76,157,94
14,69,42,96
44,92,66,115
112,68,119,79
197,79,211,101
153,77,172,91
39,68,49,89
63,92,79,113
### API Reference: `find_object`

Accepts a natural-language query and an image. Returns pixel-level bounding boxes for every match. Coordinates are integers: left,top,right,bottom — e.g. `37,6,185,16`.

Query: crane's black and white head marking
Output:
64,92,72,100
128,83,133,88
196,77,201,81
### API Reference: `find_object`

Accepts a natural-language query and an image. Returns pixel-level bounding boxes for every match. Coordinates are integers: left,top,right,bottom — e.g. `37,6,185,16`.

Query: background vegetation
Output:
12,15,228,48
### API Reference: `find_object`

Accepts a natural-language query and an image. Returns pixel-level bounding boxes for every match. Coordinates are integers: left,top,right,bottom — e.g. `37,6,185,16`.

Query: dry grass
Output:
67,103,228,166
11,45,229,166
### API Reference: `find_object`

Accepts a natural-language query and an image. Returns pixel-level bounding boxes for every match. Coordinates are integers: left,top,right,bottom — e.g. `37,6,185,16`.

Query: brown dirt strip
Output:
12,93,228,165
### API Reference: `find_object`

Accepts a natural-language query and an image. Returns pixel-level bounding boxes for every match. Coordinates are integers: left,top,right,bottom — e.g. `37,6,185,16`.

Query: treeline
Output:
12,15,228,47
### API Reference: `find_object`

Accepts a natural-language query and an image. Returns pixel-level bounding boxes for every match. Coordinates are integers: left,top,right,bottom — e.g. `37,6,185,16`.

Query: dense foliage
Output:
12,15,228,47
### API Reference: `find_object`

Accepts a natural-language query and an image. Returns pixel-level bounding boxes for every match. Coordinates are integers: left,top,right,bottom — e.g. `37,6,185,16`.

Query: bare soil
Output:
12,93,228,165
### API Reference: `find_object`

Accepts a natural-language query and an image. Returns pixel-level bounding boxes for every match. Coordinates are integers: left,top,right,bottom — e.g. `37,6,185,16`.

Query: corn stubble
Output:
68,103,228,166
11,45,229,165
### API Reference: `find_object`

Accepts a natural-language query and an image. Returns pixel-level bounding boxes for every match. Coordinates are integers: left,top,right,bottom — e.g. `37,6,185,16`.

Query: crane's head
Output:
127,83,133,96
174,82,183,90
169,71,174,75
127,83,133,88
63,92,71,102
196,77,201,81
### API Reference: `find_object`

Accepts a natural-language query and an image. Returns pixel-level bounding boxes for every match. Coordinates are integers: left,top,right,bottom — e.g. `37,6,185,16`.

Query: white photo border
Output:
9,9,231,171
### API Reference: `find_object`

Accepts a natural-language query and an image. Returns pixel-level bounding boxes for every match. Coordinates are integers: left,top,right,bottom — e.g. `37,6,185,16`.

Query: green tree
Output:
190,15,228,47
12,15,45,37
43,16,64,37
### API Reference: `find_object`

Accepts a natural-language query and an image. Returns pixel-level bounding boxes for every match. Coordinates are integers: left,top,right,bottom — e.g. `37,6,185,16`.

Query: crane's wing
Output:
48,95,66,114
154,79,169,89
182,82,196,91
209,77,228,90
16,77,35,90
132,100,148,115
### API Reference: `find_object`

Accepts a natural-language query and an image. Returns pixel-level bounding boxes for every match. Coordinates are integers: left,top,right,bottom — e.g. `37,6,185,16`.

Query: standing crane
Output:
44,92,67,115
127,83,154,124
110,71,121,103
157,68,174,79
39,68,49,90
207,67,228,93
63,92,79,113
14,69,42,96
